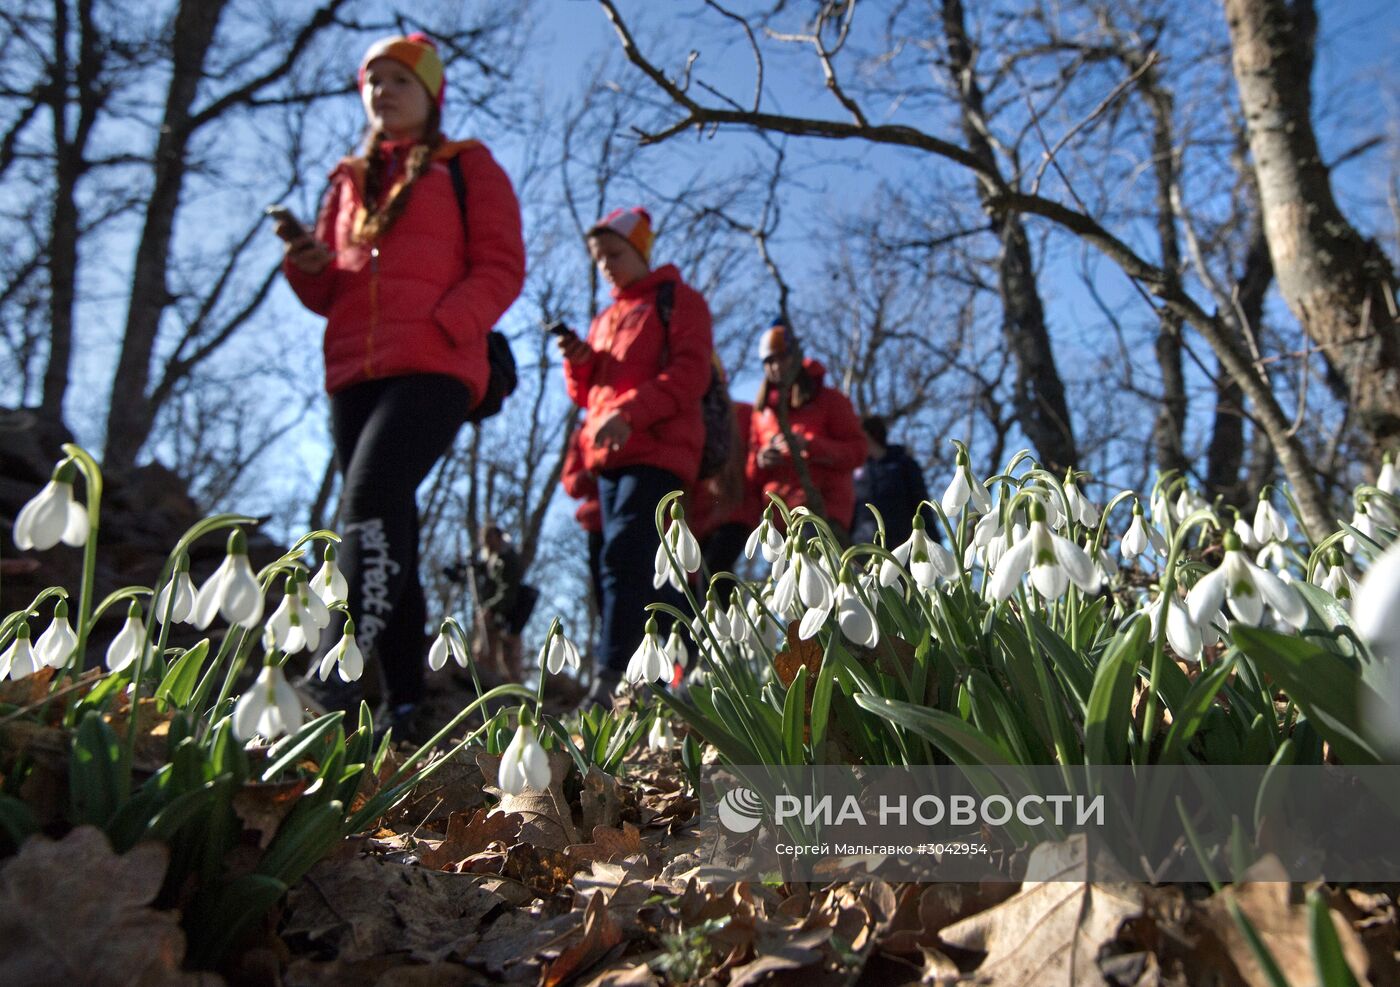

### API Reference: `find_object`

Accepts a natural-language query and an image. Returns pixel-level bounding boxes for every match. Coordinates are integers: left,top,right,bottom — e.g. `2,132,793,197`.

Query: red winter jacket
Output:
284,139,525,407
560,426,601,534
564,265,713,487
748,359,867,528
689,401,762,540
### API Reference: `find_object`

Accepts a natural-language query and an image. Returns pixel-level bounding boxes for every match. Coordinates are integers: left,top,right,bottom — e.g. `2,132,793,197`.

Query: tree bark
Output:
40,0,102,427
1224,0,1400,451
941,0,1078,474
103,0,228,472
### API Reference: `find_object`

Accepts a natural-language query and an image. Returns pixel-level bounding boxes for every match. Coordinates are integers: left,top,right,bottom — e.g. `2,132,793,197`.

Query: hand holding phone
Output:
265,204,308,242
543,320,575,339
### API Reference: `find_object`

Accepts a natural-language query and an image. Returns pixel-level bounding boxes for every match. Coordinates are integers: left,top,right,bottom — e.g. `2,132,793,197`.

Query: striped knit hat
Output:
358,33,446,108
587,207,654,265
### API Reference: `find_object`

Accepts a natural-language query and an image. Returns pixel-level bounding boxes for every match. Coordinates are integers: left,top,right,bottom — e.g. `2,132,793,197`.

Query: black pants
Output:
701,521,748,604
331,374,471,705
596,465,684,674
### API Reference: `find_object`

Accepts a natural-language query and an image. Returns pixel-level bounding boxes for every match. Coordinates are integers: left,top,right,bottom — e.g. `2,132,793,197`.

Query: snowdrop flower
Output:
153,556,196,625
192,529,265,629
1150,487,1174,531
1186,531,1306,629
1379,454,1398,497
1313,550,1355,608
295,573,331,647
726,600,756,650
941,450,991,516
663,625,690,671
1343,503,1379,554
648,715,676,751
310,545,348,607
883,518,957,588
1229,513,1258,550
1355,541,1400,657
1063,473,1100,527
542,631,581,674
1121,502,1168,560
836,579,879,648
1175,487,1208,523
1092,544,1119,586
795,544,837,612
264,576,316,655
233,663,304,742
989,502,1100,601
1252,496,1288,546
654,504,702,592
13,462,87,551
744,509,786,563
105,601,147,673
427,625,469,671
698,593,731,642
498,721,551,795
1254,540,1288,571
770,559,799,617
1144,593,1218,662
35,600,77,670
625,617,671,684
0,622,38,681
317,618,364,683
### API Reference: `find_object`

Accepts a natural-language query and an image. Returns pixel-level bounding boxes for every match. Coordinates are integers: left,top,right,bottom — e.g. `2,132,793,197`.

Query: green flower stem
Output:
443,618,489,731
1137,509,1217,765
61,445,102,684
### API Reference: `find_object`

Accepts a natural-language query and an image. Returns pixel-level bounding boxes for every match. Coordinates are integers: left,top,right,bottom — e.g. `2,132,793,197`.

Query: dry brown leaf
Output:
502,842,576,897
232,778,308,849
726,927,832,987
541,891,626,987
774,621,822,687
1204,878,1370,987
937,841,1143,985
418,809,524,871
0,826,209,986
282,855,505,964
578,766,624,834
478,749,580,850
567,823,645,869
0,665,56,708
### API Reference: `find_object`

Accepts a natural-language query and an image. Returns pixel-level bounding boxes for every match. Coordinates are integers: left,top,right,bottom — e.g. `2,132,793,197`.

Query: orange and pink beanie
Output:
588,207,654,265
358,33,446,108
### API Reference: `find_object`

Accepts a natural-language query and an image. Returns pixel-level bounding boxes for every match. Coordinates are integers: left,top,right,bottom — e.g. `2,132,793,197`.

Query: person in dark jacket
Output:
473,523,525,682
280,33,525,729
850,415,932,549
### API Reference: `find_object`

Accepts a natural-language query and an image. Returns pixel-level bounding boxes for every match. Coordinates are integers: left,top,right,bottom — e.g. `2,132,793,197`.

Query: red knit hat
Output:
588,207,654,264
358,33,446,108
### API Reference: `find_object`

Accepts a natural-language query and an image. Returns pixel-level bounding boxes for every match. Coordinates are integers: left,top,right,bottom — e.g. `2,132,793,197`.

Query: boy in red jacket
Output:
555,207,713,706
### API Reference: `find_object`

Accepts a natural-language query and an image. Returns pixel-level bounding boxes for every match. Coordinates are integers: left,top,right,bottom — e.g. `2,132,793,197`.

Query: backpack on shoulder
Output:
447,155,517,423
656,280,732,480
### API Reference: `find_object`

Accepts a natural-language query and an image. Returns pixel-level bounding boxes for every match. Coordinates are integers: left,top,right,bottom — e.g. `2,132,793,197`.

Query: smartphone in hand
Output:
544,320,576,339
265,205,308,242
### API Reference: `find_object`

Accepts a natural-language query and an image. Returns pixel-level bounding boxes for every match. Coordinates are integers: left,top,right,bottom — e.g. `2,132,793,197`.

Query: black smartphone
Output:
544,320,575,339
265,204,307,241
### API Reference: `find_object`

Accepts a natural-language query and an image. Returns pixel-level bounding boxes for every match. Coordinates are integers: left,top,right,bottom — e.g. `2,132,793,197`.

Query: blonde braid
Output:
354,110,443,244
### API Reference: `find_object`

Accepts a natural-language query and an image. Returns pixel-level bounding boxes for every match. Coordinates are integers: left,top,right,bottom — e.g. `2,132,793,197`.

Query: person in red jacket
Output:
748,321,867,541
560,425,603,623
555,207,713,706
690,401,761,599
279,34,525,731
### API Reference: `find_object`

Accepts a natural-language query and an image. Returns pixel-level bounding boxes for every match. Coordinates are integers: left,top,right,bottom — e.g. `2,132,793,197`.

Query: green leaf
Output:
1308,890,1361,987
69,711,125,829
186,873,287,968
258,711,346,782
852,694,1013,767
0,794,38,850
256,799,345,883
1085,620,1146,766
1159,657,1236,765
145,776,229,843
154,639,210,710
782,665,808,765
1231,625,1382,764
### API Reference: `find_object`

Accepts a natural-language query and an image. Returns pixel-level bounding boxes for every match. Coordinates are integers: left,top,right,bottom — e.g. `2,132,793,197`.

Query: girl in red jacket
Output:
279,34,525,729
555,207,713,706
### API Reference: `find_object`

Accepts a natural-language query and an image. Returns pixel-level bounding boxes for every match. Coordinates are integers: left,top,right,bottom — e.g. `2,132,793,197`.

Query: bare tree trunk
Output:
1138,69,1189,478
1225,0,1400,451
941,0,1077,474
103,0,228,472
40,0,102,427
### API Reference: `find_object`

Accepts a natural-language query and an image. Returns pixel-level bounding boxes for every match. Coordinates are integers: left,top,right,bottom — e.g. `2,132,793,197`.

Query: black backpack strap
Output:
447,154,468,230
656,279,675,362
